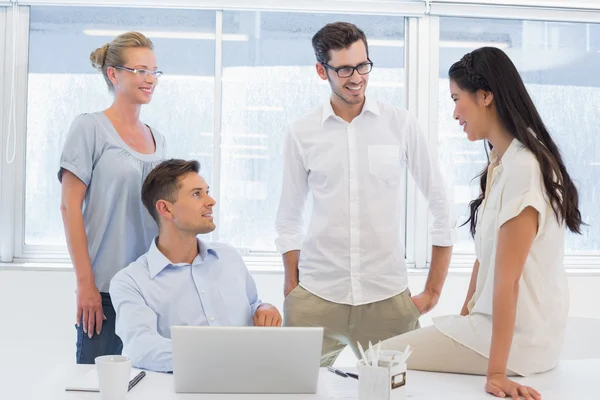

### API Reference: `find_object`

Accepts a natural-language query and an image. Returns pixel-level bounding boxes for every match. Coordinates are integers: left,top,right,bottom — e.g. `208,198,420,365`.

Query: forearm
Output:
61,207,94,285
124,328,173,372
111,280,174,372
245,269,263,317
488,279,519,376
282,250,300,285
423,245,452,298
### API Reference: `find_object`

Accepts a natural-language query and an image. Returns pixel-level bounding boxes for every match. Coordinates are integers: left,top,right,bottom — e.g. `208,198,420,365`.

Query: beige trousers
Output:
283,286,421,367
380,325,518,376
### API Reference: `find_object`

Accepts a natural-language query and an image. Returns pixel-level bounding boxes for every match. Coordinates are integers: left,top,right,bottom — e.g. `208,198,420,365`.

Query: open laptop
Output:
171,326,324,394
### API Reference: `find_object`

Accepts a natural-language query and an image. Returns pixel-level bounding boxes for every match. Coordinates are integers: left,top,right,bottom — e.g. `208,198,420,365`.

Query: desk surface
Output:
32,359,597,400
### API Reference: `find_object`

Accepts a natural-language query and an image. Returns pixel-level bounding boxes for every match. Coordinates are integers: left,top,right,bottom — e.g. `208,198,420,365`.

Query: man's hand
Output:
283,280,299,298
410,290,439,315
486,373,541,400
253,303,282,327
76,282,106,338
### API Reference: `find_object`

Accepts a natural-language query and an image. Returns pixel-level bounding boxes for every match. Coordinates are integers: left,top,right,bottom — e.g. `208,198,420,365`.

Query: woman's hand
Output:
485,373,541,400
77,282,105,338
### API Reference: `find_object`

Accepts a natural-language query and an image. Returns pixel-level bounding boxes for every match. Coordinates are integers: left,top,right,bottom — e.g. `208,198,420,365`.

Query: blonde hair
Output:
90,31,154,92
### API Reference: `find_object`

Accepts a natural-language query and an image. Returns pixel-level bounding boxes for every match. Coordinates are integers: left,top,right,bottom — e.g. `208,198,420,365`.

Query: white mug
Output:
95,355,132,400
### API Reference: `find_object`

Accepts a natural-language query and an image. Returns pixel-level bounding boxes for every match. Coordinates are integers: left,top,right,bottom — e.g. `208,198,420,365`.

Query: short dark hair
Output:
312,22,369,64
141,159,200,224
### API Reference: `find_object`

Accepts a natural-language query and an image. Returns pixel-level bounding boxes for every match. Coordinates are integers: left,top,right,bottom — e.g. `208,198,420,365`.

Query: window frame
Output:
431,0,600,12
18,0,427,15
0,5,29,263
430,2,600,23
0,6,7,261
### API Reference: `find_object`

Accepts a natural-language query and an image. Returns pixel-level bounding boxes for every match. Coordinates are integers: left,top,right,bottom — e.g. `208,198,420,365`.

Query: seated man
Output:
110,159,282,372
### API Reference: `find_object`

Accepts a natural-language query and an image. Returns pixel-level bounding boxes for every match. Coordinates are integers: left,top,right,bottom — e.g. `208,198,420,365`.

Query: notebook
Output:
65,368,143,392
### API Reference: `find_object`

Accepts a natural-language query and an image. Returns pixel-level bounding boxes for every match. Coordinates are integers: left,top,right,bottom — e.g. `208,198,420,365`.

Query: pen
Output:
346,372,359,380
128,371,146,391
327,366,359,380
327,366,348,378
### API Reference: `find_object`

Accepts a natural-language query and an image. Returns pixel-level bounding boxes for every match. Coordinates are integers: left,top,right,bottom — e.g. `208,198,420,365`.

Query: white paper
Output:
326,377,359,399
65,368,141,392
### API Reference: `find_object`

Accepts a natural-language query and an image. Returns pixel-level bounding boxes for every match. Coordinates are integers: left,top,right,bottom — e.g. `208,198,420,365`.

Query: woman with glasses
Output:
58,31,167,364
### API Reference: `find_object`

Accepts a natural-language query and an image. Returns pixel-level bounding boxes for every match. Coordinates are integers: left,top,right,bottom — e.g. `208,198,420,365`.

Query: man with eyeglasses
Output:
275,22,456,366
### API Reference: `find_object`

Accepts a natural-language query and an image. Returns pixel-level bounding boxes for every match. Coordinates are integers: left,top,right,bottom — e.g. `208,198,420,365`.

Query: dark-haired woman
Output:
381,47,583,400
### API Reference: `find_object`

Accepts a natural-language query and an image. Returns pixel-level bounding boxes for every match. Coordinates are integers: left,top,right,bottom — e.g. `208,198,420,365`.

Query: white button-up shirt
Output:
275,98,456,305
434,139,569,376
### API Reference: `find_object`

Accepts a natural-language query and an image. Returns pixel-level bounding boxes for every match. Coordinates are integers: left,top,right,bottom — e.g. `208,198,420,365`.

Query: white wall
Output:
1,269,600,398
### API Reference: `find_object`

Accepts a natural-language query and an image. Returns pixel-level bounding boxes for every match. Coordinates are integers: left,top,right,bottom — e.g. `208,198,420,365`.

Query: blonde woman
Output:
59,32,167,363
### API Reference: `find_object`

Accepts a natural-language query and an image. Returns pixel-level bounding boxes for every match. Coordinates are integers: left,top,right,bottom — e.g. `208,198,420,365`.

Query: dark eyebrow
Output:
189,187,205,193
330,61,370,69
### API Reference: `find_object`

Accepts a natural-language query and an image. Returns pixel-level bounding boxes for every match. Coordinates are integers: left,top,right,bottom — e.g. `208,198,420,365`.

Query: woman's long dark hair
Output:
449,47,583,237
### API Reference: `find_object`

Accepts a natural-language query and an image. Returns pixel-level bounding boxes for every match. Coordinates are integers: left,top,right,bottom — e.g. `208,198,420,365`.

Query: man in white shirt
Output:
275,22,456,366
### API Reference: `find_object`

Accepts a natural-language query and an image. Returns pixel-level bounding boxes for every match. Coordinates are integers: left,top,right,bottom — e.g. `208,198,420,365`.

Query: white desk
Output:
31,360,597,400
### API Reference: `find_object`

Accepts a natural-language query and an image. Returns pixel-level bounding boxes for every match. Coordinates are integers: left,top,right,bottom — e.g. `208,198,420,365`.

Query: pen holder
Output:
357,361,407,400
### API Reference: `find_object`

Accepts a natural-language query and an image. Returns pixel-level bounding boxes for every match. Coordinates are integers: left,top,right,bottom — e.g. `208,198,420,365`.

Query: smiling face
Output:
450,79,493,142
317,40,370,107
166,172,216,235
108,47,158,104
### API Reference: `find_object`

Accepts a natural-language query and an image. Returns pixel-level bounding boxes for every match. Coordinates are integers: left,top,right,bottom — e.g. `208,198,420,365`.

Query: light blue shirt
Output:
58,112,167,292
109,237,262,372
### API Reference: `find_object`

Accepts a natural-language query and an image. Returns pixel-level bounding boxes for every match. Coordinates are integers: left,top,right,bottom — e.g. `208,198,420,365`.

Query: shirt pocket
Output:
368,145,401,185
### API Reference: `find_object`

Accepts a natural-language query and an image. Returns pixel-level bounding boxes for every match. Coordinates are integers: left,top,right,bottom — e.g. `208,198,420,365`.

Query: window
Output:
12,3,597,266
219,11,405,251
25,7,404,254
438,17,600,254
25,6,216,246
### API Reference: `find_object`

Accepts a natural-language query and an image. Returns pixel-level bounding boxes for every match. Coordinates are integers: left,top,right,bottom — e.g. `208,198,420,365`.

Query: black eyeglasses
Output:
114,66,163,78
321,61,373,78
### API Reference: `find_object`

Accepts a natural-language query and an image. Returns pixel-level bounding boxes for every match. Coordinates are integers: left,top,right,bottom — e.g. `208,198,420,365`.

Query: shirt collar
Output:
321,96,380,126
491,138,523,167
147,236,218,279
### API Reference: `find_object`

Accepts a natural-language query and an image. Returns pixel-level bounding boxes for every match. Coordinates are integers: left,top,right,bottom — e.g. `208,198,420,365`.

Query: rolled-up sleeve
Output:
498,158,547,236
404,114,457,247
274,127,309,253
110,271,173,372
58,114,98,185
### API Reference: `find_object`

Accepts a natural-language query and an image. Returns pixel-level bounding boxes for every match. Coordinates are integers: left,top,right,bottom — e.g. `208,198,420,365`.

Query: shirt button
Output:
201,290,205,294
210,316,215,321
